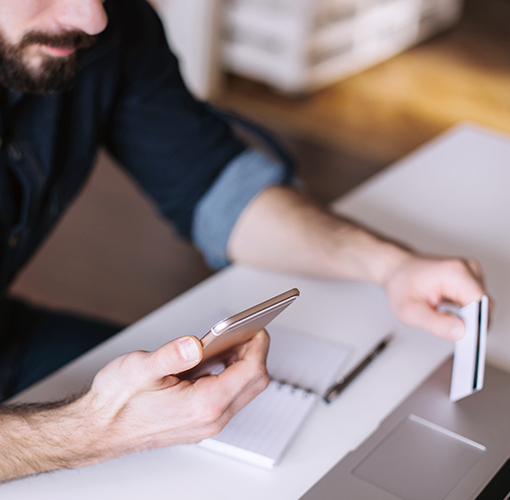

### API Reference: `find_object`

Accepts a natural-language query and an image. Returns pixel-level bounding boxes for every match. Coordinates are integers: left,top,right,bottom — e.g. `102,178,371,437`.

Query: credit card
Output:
448,295,489,402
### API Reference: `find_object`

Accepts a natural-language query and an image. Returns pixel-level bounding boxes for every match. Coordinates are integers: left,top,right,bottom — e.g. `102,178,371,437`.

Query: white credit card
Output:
448,295,489,402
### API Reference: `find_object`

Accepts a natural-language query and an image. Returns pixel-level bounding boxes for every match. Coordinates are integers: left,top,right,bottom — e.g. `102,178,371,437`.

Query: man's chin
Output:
0,53,78,94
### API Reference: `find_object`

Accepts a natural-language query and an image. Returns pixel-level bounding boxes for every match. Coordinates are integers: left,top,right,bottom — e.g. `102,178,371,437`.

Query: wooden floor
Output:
9,0,510,326
214,0,510,164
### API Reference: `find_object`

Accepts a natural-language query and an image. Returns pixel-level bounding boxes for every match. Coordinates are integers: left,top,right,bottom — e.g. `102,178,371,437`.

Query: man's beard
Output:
0,30,97,94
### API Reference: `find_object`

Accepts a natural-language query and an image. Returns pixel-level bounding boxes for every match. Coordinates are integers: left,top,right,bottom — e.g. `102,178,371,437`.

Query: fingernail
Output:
449,323,465,341
178,338,199,362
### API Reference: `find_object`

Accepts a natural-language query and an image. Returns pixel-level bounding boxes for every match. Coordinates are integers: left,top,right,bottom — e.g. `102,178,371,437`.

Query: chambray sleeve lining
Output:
192,149,290,269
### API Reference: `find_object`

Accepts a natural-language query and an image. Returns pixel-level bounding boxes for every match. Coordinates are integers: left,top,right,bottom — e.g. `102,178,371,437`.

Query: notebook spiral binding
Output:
272,377,316,399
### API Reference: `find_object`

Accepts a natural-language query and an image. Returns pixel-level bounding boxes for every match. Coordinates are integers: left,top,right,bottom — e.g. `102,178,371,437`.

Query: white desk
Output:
2,124,509,499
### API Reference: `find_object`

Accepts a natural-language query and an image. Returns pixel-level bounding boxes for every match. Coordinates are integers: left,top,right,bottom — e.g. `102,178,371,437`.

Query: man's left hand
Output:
383,254,488,340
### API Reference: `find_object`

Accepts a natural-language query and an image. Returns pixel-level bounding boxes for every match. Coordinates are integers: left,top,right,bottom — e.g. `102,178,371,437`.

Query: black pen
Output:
323,334,394,404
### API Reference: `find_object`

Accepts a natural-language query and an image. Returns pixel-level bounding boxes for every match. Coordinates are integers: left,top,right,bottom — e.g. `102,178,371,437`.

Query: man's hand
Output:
0,331,270,481
78,330,270,463
382,254,486,340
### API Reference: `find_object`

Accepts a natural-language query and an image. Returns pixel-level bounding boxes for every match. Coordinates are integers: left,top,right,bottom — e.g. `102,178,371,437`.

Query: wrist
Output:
371,242,413,289
60,393,111,468
34,393,113,471
64,388,132,468
328,224,413,287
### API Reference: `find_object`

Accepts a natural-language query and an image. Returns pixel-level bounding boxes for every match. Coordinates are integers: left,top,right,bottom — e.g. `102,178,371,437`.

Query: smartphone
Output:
183,288,300,378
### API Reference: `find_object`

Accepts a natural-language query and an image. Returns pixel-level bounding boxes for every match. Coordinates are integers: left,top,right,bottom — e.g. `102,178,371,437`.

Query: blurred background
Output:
9,0,510,328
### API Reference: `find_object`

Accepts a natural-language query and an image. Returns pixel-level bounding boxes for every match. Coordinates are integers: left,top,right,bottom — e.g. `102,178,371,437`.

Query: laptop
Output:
299,357,510,500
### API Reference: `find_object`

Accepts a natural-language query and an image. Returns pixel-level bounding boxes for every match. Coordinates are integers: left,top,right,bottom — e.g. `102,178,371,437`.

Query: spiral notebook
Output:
198,319,351,468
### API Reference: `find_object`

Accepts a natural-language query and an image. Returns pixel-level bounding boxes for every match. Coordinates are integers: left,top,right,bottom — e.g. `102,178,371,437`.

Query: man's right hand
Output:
0,331,270,481
77,330,270,465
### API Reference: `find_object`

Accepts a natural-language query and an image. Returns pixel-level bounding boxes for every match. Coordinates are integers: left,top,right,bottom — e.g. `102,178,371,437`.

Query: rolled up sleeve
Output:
192,149,292,269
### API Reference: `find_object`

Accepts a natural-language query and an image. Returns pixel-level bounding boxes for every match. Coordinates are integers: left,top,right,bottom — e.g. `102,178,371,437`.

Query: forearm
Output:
0,396,104,482
227,185,411,286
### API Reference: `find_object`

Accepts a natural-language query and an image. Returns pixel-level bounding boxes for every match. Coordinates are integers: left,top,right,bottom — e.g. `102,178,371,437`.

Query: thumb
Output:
148,336,203,380
405,302,466,341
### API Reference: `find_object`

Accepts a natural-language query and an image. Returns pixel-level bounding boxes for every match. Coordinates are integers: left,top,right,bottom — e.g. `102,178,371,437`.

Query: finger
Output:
217,329,270,389
196,330,270,408
225,328,270,366
230,329,270,368
464,258,483,282
438,261,485,307
176,331,270,439
148,336,203,381
201,357,272,434
437,260,494,330
208,371,271,432
404,301,466,340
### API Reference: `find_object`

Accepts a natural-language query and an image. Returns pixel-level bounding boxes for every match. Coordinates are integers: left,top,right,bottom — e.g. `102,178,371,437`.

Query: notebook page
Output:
200,380,318,468
196,318,351,468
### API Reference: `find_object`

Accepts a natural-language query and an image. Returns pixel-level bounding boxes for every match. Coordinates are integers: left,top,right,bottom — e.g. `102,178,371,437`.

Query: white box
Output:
221,0,464,93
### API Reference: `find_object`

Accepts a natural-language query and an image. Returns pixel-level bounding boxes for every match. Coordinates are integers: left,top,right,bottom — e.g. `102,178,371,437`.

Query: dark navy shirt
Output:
0,0,291,293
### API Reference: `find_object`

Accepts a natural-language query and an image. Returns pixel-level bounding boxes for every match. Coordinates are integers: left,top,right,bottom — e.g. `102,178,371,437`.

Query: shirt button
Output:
8,144,21,161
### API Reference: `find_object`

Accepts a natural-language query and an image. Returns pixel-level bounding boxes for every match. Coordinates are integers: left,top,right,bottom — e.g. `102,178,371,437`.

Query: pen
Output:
323,334,394,404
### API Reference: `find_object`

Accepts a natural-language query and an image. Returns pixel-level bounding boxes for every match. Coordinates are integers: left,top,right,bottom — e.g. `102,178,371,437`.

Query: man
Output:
0,0,486,483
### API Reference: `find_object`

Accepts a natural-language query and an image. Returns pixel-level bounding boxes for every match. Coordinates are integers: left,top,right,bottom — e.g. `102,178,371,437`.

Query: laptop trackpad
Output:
352,415,485,500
